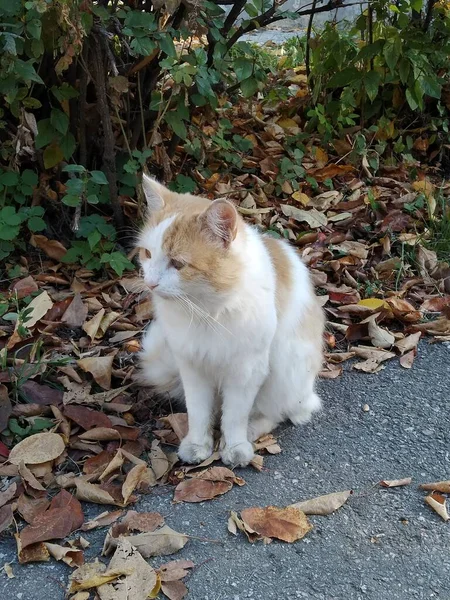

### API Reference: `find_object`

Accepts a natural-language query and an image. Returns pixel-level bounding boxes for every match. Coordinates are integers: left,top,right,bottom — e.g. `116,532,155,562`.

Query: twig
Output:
138,72,147,150
305,0,318,79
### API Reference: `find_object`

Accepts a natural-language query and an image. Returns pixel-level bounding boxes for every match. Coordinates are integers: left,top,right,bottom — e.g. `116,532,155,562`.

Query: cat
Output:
137,174,324,467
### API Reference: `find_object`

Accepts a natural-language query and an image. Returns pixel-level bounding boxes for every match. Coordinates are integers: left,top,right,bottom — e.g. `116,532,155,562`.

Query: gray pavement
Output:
1,341,449,600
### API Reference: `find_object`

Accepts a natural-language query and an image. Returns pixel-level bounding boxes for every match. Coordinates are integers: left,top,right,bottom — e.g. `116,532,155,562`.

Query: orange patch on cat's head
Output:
162,200,243,293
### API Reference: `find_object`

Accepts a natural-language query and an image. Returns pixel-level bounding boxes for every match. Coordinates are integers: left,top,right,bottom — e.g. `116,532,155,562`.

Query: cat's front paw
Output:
220,441,254,467
178,436,214,464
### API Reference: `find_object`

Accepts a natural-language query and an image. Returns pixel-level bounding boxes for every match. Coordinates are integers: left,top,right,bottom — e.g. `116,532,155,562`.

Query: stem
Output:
305,0,317,80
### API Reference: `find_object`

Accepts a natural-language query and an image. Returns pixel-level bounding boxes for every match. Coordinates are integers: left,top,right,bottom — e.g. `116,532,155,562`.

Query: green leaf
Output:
364,71,381,102
101,251,135,276
88,229,102,249
22,97,42,109
21,169,38,186
234,58,254,82
26,19,42,40
35,119,57,150
30,418,55,433
27,216,46,232
405,88,419,110
357,39,385,62
410,0,422,11
398,58,410,85
50,109,69,135
421,75,441,99
131,37,157,56
51,83,79,102
1,206,21,226
87,194,99,205
158,34,176,57
60,132,76,159
0,224,20,241
327,67,362,88
0,171,19,187
15,59,44,84
43,143,64,169
383,37,402,72
241,77,259,98
90,171,109,185
165,111,187,139
66,178,84,195
61,194,81,207
63,164,86,174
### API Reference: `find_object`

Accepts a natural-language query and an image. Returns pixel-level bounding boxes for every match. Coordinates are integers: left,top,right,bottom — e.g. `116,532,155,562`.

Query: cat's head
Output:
137,174,243,306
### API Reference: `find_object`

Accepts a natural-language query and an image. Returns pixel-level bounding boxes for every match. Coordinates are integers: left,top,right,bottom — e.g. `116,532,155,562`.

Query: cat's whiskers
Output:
181,293,233,337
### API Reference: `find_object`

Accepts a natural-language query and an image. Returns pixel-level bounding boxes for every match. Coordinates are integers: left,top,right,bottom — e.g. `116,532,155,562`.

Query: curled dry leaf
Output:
420,480,450,493
68,560,128,594
240,506,312,543
24,291,54,328
395,332,421,355
400,349,415,369
96,540,159,600
380,478,412,488
367,315,395,349
161,413,189,442
30,234,67,261
16,537,51,564
290,490,352,515
79,427,121,441
150,440,170,480
19,490,84,549
121,464,149,504
81,510,124,532
425,492,450,522
45,542,84,568
18,461,46,493
77,356,114,390
82,309,105,340
75,479,121,506
99,449,125,481
103,525,188,558
9,432,65,465
174,478,232,503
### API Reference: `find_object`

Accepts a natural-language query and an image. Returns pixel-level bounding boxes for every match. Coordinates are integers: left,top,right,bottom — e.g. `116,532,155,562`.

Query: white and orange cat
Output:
137,174,324,467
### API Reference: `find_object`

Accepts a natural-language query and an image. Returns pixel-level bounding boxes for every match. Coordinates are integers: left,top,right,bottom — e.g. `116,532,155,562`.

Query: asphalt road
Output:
1,341,449,600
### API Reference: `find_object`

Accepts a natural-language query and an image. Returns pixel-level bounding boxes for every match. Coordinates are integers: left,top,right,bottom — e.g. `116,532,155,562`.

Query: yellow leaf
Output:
291,191,310,206
277,56,288,69
43,143,64,169
357,298,389,310
411,178,434,198
314,147,328,167
276,118,298,130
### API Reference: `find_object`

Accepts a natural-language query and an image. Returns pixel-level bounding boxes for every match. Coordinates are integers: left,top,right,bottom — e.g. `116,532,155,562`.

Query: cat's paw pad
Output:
220,441,254,467
178,437,213,464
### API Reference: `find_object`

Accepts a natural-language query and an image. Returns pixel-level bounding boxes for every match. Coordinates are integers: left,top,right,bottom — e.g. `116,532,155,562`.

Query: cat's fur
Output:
137,174,324,467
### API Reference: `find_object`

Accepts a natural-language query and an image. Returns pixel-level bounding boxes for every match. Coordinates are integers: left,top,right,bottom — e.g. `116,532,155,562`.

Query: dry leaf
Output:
75,480,120,506
400,349,415,369
174,479,232,503
99,449,125,481
395,332,421,355
103,525,188,558
77,356,114,390
68,560,128,593
18,461,46,493
0,504,14,534
0,384,12,433
420,481,450,493
161,580,188,600
17,494,50,523
3,562,14,578
96,540,159,600
82,510,124,531
425,492,449,522
19,490,84,549
30,234,67,261
61,294,88,328
367,315,395,349
82,309,105,340
64,404,113,430
122,464,148,504
45,542,84,567
9,432,65,465
0,482,17,508
240,506,312,542
24,291,54,327
291,490,352,515
16,537,51,564
150,440,170,480
161,413,189,442
380,478,412,488
280,204,327,228
122,511,165,533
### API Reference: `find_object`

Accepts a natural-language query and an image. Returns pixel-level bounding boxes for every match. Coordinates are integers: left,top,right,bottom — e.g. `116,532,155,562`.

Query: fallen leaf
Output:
174,479,232,503
122,511,165,533
21,380,63,405
17,494,51,523
395,332,421,355
77,356,114,390
240,506,312,543
68,560,128,593
358,298,390,310
11,275,38,299
16,537,50,564
400,349,415,369
425,492,449,522
82,510,124,531
82,309,106,340
75,479,120,506
103,525,188,558
79,427,121,441
19,490,84,548
0,482,16,508
380,478,412,488
420,481,450,493
150,440,170,480
420,296,450,313
30,234,67,261
280,204,327,228
18,461,46,493
9,432,65,465
161,413,189,442
122,464,148,504
0,384,12,432
64,405,113,430
157,559,194,582
367,315,395,349
0,504,14,534
61,294,88,328
45,542,84,567
99,449,125,481
161,580,188,600
290,490,352,515
3,562,14,578
308,163,354,181
96,540,159,600
24,290,54,328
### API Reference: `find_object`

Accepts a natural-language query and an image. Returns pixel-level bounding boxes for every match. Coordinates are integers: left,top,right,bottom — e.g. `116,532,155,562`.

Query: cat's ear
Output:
142,173,165,211
201,199,238,248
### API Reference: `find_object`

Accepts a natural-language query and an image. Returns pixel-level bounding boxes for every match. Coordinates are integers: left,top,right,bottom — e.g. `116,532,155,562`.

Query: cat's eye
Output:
141,248,151,260
170,258,184,270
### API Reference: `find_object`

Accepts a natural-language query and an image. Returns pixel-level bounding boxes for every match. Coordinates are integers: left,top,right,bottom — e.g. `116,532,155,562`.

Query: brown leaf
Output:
385,297,421,322
425,492,449,522
83,450,114,475
79,427,121,441
81,510,124,531
399,349,415,369
19,490,84,549
161,413,189,442
45,542,84,567
99,449,125,481
75,479,120,506
0,482,17,508
30,234,67,261
122,464,148,504
174,479,232,503
103,525,188,558
319,363,342,379
290,490,352,515
150,440,171,480
0,504,14,534
78,356,114,390
158,559,194,582
420,296,450,313
307,163,354,181
17,494,50,524
122,511,165,533
9,432,65,465
18,461,46,493
64,405,112,430
380,478,412,488
96,540,159,600
0,384,11,433
367,315,395,349
280,204,327,228
190,465,245,485
16,538,50,564
68,560,127,593
420,481,450,494
61,294,88,328
395,332,421,355
240,506,312,542
161,580,188,600
82,309,105,340
11,275,39,299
